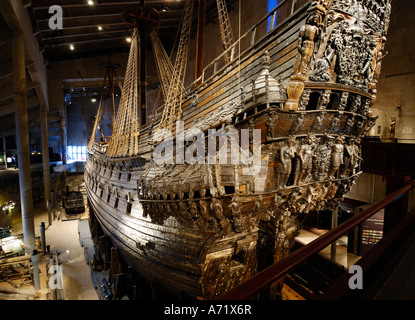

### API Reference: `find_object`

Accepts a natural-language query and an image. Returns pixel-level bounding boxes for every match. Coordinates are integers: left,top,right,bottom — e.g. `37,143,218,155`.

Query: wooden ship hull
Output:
84,0,392,299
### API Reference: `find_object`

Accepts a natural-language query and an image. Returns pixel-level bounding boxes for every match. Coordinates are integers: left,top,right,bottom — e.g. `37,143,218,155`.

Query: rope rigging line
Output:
150,8,183,121
216,0,235,64
88,63,122,151
106,29,140,158
157,0,194,135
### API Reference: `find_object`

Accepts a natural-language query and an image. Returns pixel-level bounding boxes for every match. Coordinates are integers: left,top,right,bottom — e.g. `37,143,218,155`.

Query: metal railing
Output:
217,179,415,300
320,205,415,299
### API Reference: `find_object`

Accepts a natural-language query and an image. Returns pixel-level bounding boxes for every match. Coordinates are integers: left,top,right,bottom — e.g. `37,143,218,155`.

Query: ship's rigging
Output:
91,0,237,154
88,62,121,152
216,0,235,64
158,0,194,133
84,0,393,300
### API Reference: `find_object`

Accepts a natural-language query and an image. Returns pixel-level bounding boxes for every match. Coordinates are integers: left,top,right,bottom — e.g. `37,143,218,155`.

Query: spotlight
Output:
98,25,102,31
88,0,94,5
69,44,75,51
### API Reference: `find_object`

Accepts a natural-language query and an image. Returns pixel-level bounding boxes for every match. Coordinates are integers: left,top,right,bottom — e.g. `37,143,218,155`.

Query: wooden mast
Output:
195,0,206,86
122,0,160,127
139,0,147,126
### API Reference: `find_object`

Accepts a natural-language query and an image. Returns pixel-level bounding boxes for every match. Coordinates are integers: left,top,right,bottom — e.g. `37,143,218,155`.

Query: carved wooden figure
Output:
84,0,392,299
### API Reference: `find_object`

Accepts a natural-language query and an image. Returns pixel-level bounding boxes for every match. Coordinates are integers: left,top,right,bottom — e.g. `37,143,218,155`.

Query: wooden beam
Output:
41,30,129,46
36,15,180,31
0,79,39,103
38,21,125,34
36,12,121,23
31,0,181,10
0,95,39,117
44,35,130,47
0,26,11,45
0,60,13,82
0,58,44,83
40,25,126,39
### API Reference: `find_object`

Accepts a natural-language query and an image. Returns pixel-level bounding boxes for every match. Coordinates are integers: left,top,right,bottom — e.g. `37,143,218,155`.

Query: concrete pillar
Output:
31,250,40,291
13,30,35,254
40,222,46,254
60,116,67,165
2,136,6,169
40,102,52,225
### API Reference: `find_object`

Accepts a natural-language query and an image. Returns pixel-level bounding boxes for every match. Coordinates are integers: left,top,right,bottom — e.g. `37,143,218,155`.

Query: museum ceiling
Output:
29,0,237,62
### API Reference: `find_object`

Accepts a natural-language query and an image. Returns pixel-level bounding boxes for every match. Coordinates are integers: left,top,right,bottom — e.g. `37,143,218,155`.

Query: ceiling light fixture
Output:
98,26,102,31
126,37,132,43
88,0,94,6
69,44,75,51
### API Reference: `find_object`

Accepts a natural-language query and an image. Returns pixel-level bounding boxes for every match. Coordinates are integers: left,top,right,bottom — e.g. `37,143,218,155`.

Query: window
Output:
268,0,278,32
67,145,88,162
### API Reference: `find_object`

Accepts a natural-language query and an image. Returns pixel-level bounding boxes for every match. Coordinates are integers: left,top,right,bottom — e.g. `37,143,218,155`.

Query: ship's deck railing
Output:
217,179,415,300
151,0,310,122
190,0,308,88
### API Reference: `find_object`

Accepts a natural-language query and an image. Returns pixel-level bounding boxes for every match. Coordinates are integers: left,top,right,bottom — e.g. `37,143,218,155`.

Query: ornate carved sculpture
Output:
211,198,232,234
318,90,332,110
298,89,312,111
278,137,297,189
310,46,336,82
310,111,326,133
350,95,361,113
327,112,342,134
289,112,306,135
199,200,211,221
229,196,243,233
389,116,396,141
294,134,317,185
342,138,363,177
190,201,206,231
370,49,386,95
266,111,277,141
313,134,332,181
294,12,322,77
285,11,323,111
338,91,349,111
328,136,344,178
342,115,355,134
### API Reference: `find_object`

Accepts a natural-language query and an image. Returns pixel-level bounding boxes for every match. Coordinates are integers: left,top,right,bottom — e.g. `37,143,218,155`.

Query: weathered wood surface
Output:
85,0,392,299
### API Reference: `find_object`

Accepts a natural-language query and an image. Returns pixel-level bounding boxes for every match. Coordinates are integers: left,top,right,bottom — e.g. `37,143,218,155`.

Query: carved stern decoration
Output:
262,0,391,289
85,0,392,300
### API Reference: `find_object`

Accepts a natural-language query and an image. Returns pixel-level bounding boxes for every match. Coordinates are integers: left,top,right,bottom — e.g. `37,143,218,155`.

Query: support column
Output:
40,102,52,225
2,136,6,169
60,116,67,165
31,250,40,291
40,222,46,254
13,30,35,254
